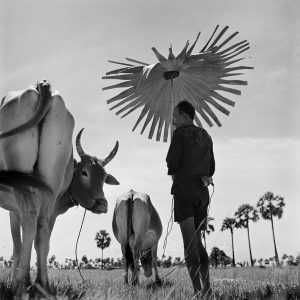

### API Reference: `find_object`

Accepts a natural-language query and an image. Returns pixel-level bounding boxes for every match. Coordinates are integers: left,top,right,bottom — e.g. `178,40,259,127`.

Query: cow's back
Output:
113,192,134,245
132,193,162,250
0,87,39,172
113,191,162,249
0,86,75,196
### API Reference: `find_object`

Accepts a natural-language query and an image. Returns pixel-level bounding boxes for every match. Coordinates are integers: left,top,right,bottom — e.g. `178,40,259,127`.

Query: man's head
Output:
172,100,195,128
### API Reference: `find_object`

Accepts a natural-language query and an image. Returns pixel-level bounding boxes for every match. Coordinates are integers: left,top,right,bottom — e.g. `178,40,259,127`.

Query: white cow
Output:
0,80,119,298
112,190,162,285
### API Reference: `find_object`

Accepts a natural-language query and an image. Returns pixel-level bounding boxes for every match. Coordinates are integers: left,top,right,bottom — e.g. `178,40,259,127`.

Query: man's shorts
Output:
172,181,209,230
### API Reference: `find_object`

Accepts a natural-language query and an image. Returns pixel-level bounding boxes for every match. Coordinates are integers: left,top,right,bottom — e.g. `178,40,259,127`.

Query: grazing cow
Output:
112,190,162,285
0,80,119,297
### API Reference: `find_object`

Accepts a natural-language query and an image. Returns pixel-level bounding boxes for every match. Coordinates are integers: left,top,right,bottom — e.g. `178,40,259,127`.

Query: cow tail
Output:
0,83,52,139
0,170,52,195
126,194,134,270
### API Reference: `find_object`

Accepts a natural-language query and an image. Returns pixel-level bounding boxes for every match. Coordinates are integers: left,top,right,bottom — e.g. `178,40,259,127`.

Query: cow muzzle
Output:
142,264,153,278
89,198,108,214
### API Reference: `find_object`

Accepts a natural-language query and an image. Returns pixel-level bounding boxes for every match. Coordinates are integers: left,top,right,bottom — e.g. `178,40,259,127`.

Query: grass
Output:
0,266,299,299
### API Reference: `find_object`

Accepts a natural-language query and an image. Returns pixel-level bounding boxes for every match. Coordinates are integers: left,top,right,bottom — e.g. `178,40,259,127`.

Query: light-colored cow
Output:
0,80,119,297
112,190,162,285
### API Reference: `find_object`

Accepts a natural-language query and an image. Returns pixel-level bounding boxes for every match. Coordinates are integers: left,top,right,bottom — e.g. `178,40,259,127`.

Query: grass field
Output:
0,266,299,299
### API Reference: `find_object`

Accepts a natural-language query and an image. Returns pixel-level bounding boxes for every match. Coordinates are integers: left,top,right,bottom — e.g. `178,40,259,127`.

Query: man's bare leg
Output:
179,217,202,294
196,230,211,298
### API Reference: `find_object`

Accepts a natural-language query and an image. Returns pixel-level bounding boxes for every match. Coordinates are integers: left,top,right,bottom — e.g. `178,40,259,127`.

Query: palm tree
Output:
257,191,285,267
221,217,237,267
202,216,215,250
234,204,259,267
95,230,111,270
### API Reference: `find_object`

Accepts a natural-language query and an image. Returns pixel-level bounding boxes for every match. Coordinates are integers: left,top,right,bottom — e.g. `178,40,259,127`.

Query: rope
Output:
161,196,174,259
75,208,86,282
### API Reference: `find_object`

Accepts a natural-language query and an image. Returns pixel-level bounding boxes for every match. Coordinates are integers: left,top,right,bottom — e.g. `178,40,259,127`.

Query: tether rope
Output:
75,208,87,282
161,197,174,259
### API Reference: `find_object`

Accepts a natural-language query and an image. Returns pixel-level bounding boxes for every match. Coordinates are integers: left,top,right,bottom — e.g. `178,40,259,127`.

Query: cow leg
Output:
34,215,51,289
131,198,151,285
132,243,141,285
151,244,161,284
9,211,22,281
12,206,38,296
33,93,73,291
196,229,211,298
121,245,129,284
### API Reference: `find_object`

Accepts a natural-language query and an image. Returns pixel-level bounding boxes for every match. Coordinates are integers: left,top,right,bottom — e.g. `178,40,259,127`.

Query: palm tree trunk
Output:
247,223,254,266
230,229,236,267
101,249,103,270
270,215,280,266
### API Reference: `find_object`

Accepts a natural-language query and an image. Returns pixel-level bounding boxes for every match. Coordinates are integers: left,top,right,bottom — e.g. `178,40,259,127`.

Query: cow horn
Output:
76,128,85,158
103,141,119,166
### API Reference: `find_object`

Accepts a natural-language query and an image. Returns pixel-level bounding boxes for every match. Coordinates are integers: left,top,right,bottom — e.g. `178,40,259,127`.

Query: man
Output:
166,100,215,298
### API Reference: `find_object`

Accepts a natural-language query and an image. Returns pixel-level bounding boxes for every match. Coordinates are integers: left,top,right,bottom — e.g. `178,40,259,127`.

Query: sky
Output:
0,0,299,266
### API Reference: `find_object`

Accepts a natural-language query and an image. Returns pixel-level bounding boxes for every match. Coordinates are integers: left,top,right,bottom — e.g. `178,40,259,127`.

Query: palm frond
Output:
102,26,253,142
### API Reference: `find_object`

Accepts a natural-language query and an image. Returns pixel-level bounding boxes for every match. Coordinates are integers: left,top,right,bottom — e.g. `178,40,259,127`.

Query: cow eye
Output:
81,170,88,177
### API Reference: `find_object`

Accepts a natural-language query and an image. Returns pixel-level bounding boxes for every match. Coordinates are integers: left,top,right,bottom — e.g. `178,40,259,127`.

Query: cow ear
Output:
105,174,120,185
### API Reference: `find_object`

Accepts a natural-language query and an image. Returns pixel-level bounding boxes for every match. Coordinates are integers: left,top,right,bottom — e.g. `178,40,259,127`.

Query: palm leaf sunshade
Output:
102,25,253,142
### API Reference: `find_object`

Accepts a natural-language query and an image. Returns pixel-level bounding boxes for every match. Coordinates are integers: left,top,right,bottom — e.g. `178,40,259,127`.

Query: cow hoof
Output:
132,278,139,286
11,279,23,294
23,283,55,300
155,278,162,286
146,279,163,290
12,283,28,300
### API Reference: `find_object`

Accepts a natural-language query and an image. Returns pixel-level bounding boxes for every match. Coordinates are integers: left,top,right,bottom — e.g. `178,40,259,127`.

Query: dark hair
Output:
175,100,195,120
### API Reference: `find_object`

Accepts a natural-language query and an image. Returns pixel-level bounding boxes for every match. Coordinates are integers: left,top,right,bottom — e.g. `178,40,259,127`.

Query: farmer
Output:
166,100,215,298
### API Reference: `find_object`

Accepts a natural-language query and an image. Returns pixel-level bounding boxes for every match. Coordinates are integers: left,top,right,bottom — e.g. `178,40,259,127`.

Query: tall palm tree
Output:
234,204,259,267
202,216,215,250
95,230,111,270
257,191,285,267
221,217,237,267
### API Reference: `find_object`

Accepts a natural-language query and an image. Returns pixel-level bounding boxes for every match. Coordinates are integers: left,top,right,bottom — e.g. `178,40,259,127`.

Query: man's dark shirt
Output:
166,124,215,190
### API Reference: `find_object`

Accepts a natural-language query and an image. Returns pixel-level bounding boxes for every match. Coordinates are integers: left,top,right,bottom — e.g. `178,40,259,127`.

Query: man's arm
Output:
166,131,182,176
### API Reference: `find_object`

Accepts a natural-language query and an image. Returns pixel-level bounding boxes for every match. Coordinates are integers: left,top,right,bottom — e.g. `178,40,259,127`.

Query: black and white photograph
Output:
0,0,299,299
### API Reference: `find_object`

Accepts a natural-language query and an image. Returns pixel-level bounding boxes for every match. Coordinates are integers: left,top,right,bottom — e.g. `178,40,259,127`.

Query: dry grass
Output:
1,266,299,299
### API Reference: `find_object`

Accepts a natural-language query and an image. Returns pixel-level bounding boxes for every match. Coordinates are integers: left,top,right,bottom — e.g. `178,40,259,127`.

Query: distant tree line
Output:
207,248,300,268
1,252,299,271
0,191,295,270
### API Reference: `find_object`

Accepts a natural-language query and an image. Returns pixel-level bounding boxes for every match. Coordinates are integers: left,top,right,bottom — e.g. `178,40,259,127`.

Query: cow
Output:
112,190,163,285
0,80,119,297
